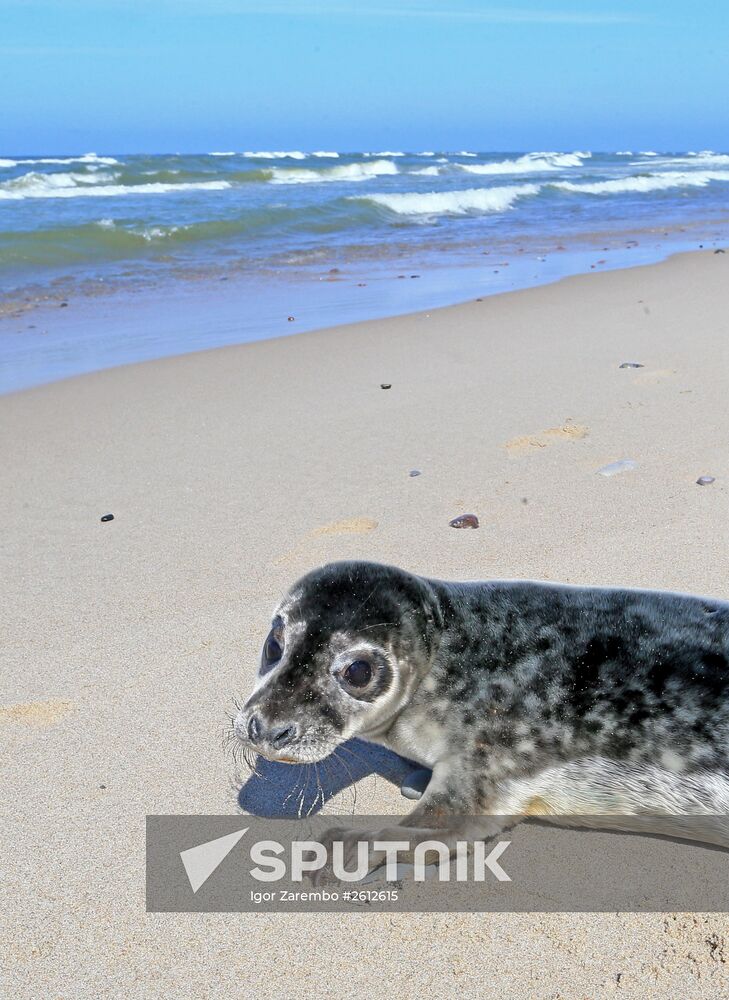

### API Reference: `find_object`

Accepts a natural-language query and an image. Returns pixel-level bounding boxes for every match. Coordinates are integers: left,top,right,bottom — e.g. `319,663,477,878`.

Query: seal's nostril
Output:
270,724,297,750
247,715,262,742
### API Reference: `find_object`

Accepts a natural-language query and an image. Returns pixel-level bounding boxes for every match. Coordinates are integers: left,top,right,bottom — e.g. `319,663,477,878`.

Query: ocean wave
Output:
638,151,659,156
311,151,339,158
411,166,441,176
0,170,231,200
456,152,586,175
92,219,183,241
0,206,365,267
209,151,236,157
553,170,729,195
418,151,436,157
2,170,115,193
269,159,399,184
243,150,308,159
0,152,119,167
641,152,729,168
615,151,633,156
456,151,478,157
364,151,405,157
115,167,270,186
352,183,540,217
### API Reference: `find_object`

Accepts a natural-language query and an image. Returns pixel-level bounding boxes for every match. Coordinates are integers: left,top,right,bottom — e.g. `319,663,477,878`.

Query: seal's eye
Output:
341,660,373,689
260,630,283,674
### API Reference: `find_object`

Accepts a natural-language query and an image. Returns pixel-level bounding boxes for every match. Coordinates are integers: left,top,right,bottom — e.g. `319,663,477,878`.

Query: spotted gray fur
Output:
233,561,729,839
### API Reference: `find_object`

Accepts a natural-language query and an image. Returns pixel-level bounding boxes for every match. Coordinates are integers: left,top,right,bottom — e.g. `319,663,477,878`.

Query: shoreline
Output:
1,225,726,395
4,249,729,997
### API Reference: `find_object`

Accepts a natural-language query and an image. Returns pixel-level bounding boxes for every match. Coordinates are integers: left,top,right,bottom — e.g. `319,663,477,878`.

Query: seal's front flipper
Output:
400,767,432,800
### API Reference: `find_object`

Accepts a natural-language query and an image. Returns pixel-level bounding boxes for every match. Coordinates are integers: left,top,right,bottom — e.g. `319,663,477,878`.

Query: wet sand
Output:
3,249,729,997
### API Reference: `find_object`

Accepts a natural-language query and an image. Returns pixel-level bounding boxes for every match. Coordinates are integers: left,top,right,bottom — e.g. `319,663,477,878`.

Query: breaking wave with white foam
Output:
243,150,308,159
270,159,399,184
0,170,230,200
0,152,119,168
456,151,587,175
554,170,729,196
354,183,539,216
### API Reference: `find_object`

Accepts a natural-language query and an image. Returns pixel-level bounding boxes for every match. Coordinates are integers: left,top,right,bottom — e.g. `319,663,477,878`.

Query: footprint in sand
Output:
504,423,589,454
0,698,73,728
275,517,378,565
311,517,378,536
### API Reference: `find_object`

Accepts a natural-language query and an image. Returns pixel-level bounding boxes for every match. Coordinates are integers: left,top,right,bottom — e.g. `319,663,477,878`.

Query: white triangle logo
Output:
180,827,248,893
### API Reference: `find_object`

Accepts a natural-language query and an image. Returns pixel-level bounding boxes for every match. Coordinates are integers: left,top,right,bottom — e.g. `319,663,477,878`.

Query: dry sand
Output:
2,250,729,997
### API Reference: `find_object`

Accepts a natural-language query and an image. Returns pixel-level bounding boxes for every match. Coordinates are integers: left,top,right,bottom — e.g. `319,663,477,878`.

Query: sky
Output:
2,0,728,153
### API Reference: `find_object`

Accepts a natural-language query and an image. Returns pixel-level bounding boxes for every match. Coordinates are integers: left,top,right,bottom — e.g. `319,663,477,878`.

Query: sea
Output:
1,149,728,392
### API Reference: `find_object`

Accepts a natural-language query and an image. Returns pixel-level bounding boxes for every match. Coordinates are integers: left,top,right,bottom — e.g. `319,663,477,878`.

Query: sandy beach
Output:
3,249,729,996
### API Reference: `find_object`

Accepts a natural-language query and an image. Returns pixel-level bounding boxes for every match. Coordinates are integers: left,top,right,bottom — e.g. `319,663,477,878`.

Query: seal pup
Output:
232,561,729,852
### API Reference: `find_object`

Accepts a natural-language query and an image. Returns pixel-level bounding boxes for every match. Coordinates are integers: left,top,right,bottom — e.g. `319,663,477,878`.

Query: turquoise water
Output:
2,149,729,284
1,149,728,391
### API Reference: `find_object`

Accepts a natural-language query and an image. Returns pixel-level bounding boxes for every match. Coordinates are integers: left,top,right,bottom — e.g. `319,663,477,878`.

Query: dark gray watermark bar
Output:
146,815,729,912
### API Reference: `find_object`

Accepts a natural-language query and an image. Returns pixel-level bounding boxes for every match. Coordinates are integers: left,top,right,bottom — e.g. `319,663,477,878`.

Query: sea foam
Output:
243,150,308,159
554,170,729,196
456,152,585,175
0,153,119,167
269,159,399,184
0,171,231,200
355,183,539,216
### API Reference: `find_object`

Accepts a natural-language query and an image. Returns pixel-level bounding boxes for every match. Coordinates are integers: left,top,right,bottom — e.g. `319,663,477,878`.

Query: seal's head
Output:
233,561,443,763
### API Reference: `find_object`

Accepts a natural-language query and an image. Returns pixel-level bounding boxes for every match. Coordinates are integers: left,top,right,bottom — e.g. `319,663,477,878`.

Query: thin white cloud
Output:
5,1,644,25
174,2,644,23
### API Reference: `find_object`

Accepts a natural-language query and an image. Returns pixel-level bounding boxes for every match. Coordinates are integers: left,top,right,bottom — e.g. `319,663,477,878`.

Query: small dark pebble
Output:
380,383,392,389
619,361,644,369
410,274,420,279
521,497,529,505
401,768,432,800
409,469,422,477
99,784,107,789
696,476,716,486
476,297,483,301
100,513,114,522
715,249,726,254
287,315,295,322
449,513,479,529
357,282,367,287
60,301,68,307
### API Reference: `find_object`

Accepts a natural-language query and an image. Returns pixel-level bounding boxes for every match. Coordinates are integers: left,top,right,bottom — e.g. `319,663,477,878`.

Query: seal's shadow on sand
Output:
238,739,423,817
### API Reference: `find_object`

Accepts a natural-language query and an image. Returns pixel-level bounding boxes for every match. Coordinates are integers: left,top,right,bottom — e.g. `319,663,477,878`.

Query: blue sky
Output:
2,0,727,153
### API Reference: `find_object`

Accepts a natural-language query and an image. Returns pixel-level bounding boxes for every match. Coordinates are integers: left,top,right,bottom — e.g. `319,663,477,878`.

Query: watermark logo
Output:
180,827,249,893
179,825,510,892
147,814,729,913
